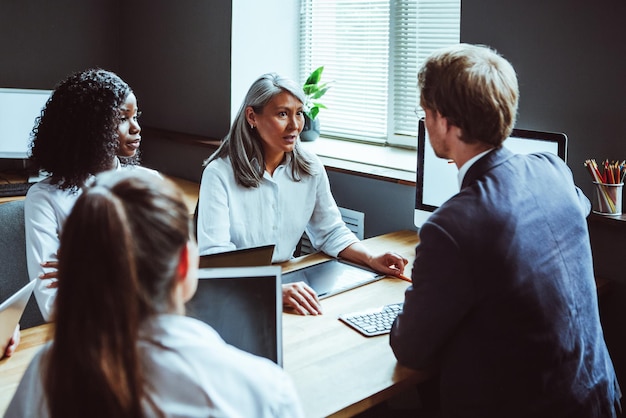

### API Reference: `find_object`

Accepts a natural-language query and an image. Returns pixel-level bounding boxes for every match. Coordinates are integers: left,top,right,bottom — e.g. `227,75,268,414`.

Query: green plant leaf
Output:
303,83,319,96
303,66,331,120
305,66,324,86
310,85,331,100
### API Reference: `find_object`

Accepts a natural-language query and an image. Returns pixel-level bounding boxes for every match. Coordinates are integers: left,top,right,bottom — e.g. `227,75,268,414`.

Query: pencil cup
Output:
592,182,623,216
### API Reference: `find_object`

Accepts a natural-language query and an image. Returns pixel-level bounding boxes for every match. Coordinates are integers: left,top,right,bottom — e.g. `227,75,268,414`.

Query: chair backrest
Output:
0,200,44,329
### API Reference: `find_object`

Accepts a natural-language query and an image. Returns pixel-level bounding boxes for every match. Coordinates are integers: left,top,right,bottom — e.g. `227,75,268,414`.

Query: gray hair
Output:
205,73,314,188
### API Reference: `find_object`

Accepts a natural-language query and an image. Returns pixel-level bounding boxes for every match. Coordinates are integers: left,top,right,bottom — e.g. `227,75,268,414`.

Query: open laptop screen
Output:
185,266,283,365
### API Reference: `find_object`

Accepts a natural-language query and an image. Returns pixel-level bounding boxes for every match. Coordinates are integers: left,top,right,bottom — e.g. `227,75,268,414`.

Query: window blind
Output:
299,0,460,147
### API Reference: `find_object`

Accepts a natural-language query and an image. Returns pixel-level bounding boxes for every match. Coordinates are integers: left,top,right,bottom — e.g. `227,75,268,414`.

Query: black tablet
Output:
282,259,383,299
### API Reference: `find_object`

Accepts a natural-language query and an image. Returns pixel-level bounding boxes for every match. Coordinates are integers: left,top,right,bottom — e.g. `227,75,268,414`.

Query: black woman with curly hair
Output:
24,68,159,322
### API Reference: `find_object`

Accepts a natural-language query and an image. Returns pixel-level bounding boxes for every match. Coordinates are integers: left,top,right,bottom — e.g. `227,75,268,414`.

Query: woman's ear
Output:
176,241,199,304
176,243,190,282
245,106,256,128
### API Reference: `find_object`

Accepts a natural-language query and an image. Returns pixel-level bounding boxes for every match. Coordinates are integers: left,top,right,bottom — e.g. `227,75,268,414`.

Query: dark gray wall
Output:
0,0,231,137
0,1,121,88
461,0,626,198
119,0,231,138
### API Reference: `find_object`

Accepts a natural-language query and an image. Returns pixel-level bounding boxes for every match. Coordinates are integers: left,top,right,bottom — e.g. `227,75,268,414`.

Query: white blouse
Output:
197,153,358,262
24,163,159,321
5,314,304,418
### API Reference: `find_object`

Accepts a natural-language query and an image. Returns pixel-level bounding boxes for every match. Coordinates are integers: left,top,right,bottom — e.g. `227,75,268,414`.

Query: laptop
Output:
0,280,36,355
185,266,283,366
199,244,275,268
282,259,384,299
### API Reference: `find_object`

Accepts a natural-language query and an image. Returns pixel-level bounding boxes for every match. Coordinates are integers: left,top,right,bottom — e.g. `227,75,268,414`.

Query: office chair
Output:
0,200,45,329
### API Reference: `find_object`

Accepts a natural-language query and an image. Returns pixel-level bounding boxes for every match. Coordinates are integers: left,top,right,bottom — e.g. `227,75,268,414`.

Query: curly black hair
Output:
29,68,139,190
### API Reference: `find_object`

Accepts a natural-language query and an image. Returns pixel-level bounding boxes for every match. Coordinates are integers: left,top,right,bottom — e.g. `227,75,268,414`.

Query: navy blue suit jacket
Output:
390,147,620,417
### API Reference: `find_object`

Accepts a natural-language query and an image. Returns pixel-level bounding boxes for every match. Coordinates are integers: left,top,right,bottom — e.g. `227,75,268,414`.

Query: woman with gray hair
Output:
197,73,408,315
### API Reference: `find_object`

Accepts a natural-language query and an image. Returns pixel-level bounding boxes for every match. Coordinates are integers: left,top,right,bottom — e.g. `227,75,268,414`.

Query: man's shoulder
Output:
423,179,507,244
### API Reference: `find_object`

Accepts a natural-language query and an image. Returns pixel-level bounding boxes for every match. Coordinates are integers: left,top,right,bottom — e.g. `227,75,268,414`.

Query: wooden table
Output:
0,230,426,417
281,230,427,417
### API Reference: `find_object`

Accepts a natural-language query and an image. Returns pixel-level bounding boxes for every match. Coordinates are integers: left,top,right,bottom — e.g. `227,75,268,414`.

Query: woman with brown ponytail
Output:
6,171,304,418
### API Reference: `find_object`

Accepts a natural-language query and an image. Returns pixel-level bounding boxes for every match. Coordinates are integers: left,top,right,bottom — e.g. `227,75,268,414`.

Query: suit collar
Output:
461,146,515,189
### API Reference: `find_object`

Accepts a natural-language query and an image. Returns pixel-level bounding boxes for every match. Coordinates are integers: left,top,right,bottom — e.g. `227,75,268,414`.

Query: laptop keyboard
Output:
338,302,403,337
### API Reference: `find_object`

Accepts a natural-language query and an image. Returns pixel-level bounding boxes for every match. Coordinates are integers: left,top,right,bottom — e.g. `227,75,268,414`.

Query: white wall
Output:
231,0,300,121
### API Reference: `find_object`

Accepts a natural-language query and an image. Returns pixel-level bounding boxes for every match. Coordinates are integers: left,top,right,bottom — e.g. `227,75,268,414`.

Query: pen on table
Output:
398,273,412,283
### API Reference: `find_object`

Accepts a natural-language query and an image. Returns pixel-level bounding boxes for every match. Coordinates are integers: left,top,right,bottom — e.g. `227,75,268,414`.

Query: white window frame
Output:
299,0,460,149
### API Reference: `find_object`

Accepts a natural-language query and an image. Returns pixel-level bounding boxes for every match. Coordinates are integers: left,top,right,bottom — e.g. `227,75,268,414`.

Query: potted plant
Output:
301,66,332,142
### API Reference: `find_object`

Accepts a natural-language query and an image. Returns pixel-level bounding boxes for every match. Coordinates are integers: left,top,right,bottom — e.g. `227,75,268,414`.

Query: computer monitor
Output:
414,119,568,228
0,88,52,159
185,266,283,365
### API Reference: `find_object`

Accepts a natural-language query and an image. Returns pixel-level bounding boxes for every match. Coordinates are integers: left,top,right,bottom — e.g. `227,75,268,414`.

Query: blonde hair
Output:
418,43,519,147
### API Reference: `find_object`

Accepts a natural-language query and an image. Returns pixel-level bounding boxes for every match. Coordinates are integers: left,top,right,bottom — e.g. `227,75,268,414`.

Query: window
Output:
299,0,460,148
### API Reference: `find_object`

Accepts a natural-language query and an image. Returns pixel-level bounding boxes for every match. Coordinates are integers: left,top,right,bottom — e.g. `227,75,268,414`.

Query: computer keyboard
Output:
0,182,33,197
338,302,403,337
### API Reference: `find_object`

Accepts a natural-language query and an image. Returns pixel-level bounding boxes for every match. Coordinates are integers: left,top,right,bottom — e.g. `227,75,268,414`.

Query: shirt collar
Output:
252,153,292,170
457,148,493,188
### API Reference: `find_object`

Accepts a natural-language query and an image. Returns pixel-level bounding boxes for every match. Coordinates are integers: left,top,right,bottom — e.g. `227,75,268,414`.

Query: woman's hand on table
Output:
368,252,410,280
283,282,323,315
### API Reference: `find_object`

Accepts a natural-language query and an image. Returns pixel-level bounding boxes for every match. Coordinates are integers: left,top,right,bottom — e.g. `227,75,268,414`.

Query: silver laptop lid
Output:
199,245,275,268
0,280,36,354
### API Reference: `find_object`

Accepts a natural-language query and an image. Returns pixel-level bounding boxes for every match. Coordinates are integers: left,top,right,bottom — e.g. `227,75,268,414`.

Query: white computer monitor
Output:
414,119,568,228
0,88,52,159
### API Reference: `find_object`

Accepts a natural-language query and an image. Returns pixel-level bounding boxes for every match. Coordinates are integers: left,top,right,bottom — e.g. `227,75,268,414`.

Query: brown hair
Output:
43,170,190,418
418,43,519,147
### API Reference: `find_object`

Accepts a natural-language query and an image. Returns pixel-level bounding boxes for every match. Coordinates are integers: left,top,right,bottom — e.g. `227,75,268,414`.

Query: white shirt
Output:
5,314,305,418
457,148,494,188
197,153,358,262
24,163,159,321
